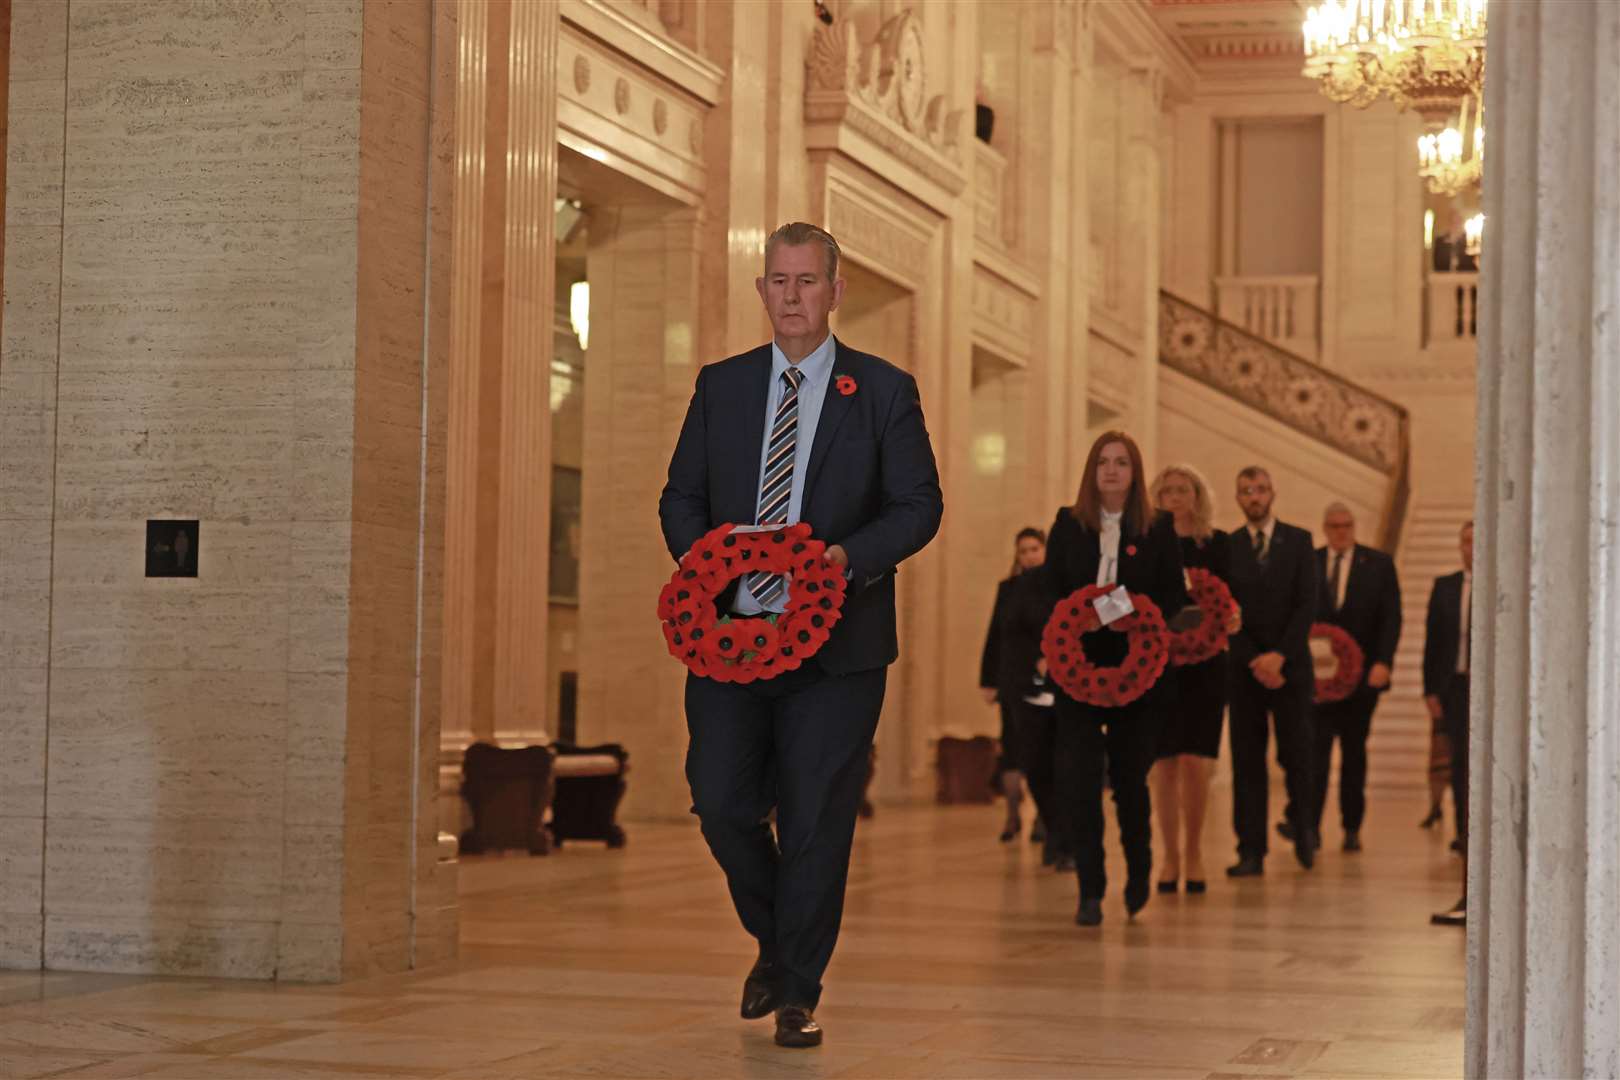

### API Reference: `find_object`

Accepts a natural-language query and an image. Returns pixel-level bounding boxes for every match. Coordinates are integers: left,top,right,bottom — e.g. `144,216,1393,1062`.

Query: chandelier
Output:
1302,0,1486,129
1417,92,1483,195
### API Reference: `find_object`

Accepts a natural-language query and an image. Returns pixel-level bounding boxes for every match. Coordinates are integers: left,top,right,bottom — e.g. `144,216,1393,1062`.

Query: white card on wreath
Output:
730,524,788,534
1093,585,1135,626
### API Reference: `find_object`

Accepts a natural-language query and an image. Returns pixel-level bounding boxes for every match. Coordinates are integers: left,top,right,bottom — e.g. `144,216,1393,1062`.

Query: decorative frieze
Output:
557,26,707,198
971,264,1036,363
827,189,931,290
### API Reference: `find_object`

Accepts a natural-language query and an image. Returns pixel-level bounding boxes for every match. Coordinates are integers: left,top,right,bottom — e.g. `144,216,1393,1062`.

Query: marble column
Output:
1121,60,1165,460
440,0,560,751
577,206,702,820
1018,0,1079,514
1470,0,1620,1074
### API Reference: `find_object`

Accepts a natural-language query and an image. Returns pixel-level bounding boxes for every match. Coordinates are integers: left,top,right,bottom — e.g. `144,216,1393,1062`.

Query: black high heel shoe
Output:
999,823,1020,843
1157,880,1178,894
1185,880,1207,894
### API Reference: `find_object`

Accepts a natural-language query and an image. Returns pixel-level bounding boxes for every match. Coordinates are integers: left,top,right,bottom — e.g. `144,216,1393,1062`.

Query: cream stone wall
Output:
1,0,455,979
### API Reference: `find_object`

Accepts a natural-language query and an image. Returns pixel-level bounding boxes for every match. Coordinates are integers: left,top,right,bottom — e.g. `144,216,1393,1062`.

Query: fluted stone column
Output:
1470,0,1620,1074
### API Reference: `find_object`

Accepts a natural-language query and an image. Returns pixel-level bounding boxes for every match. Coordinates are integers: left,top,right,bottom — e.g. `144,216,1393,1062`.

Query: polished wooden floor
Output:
1,782,1464,1079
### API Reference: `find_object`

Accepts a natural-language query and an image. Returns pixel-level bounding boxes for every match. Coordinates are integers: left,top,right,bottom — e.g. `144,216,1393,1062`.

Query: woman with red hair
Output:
1039,431,1191,927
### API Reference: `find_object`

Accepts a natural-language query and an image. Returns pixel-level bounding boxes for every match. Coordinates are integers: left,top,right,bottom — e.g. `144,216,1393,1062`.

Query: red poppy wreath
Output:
657,522,848,683
1040,585,1171,708
1310,622,1365,704
1169,568,1237,667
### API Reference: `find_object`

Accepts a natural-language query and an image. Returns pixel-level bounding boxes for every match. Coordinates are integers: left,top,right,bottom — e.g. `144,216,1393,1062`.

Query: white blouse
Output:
1097,509,1123,587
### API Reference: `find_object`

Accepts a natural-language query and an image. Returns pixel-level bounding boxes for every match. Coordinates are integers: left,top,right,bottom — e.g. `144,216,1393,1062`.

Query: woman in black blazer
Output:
978,527,1048,842
1041,430,1190,927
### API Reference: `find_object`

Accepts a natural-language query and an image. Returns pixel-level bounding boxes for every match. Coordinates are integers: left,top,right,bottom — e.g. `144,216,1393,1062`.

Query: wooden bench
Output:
549,742,629,849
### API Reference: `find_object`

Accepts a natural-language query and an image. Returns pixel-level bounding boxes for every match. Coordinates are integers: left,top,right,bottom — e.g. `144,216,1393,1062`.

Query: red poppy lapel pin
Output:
835,374,857,396
1126,544,1139,557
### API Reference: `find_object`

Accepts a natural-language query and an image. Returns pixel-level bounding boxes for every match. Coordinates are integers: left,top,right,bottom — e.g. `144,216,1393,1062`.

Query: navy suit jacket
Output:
1422,571,1467,698
1315,542,1402,697
1227,520,1319,678
659,338,943,675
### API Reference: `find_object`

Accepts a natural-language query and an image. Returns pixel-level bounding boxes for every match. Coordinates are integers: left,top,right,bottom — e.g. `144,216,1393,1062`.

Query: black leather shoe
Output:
1125,878,1150,918
1343,830,1362,852
1276,820,1296,842
1226,856,1264,877
1054,854,1077,873
774,1005,823,1048
740,956,778,1020
1157,880,1178,894
1076,897,1103,926
1430,898,1466,927
1295,826,1319,870
999,824,1019,843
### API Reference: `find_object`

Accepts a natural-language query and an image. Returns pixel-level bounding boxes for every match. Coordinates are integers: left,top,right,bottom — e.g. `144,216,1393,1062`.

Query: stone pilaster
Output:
1470,0,1620,1074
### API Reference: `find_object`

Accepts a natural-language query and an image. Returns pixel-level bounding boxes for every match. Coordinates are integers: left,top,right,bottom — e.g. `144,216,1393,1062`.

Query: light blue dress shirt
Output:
733,333,837,615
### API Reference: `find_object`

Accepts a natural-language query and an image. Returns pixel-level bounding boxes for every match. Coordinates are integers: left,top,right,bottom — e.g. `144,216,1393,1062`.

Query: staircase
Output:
1369,501,1474,790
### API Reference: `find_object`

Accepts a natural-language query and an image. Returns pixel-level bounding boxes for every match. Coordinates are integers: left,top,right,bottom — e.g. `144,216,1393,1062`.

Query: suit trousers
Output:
684,663,886,1010
1054,693,1156,900
1229,668,1316,859
1015,699,1069,857
1310,691,1378,834
1443,672,1471,847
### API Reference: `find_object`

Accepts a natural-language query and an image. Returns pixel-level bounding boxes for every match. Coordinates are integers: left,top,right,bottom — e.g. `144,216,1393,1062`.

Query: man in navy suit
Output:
1301,503,1402,852
659,222,942,1048
1424,520,1472,927
1224,466,1320,875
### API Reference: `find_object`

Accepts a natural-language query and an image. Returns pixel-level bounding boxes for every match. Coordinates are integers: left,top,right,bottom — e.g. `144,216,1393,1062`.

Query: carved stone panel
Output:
805,9,968,204
972,264,1035,363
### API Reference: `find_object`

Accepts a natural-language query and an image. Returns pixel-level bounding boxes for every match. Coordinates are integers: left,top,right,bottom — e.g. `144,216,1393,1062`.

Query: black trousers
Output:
1443,672,1471,847
1016,699,1069,857
1229,666,1316,859
1054,693,1156,900
1310,691,1378,834
684,663,886,1010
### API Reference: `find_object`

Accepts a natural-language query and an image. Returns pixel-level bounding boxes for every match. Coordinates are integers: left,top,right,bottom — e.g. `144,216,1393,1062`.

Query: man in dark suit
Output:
1302,503,1401,852
659,222,943,1048
1224,466,1320,875
1425,520,1473,927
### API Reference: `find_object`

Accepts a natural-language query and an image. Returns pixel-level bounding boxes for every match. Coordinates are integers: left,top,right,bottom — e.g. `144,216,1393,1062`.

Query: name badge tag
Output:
1093,585,1135,627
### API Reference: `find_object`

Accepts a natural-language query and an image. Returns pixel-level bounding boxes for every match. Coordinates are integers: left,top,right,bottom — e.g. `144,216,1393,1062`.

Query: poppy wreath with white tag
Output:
1040,584,1170,708
657,522,848,684
1310,622,1365,704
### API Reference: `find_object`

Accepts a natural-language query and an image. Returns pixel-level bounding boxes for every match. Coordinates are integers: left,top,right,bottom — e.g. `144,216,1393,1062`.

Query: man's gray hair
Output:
764,222,841,280
1323,502,1355,521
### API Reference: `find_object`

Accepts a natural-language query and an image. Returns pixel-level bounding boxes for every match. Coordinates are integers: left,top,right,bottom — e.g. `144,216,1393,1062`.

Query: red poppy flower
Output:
835,375,857,396
1126,544,1138,557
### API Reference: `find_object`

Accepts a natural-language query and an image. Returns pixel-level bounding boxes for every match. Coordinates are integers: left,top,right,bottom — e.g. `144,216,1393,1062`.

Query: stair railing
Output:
1158,290,1412,553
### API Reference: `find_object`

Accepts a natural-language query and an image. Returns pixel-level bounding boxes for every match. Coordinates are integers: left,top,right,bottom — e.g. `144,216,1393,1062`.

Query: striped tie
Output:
748,367,805,608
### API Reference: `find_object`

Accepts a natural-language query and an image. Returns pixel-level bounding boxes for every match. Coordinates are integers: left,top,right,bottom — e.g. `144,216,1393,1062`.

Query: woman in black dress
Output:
1041,431,1190,926
979,527,1048,841
1148,464,1240,894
